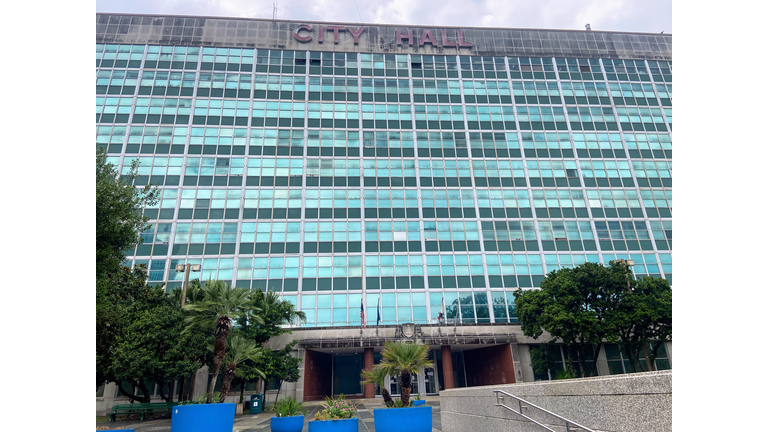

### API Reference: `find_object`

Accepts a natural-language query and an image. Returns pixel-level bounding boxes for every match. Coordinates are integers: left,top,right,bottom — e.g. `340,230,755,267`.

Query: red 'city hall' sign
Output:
292,25,473,48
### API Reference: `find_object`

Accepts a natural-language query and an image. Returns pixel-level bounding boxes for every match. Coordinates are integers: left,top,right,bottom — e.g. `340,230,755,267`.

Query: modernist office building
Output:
95,13,672,410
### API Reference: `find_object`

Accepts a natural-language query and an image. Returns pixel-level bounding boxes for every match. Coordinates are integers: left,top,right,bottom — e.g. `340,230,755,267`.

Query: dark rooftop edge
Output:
95,12,672,37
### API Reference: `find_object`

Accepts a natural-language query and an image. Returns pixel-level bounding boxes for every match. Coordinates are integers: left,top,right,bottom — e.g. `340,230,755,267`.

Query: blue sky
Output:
95,0,672,33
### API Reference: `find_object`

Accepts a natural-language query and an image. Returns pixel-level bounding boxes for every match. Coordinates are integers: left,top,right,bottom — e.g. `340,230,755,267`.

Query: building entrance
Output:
332,354,363,396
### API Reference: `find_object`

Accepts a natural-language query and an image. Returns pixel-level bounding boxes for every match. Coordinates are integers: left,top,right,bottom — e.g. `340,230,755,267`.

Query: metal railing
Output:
493,390,596,432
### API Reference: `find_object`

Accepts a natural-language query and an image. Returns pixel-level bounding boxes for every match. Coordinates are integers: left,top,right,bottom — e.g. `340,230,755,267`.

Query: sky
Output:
95,0,672,33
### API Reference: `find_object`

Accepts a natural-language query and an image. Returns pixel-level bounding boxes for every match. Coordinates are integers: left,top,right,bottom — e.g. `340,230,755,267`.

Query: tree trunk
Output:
642,343,654,371
177,377,186,403
137,381,152,403
219,365,236,403
274,380,283,403
381,388,394,407
239,381,245,404
118,382,139,403
399,372,412,406
158,380,168,403
188,373,197,401
208,321,231,403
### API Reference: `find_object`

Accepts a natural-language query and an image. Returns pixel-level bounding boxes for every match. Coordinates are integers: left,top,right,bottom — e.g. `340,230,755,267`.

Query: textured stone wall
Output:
96,14,672,61
440,370,671,432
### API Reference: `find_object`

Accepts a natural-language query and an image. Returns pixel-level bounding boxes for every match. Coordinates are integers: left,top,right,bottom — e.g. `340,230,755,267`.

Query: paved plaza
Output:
96,397,442,432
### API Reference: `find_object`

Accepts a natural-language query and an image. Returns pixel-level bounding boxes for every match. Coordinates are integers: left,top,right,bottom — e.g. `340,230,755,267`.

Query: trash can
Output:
248,393,263,414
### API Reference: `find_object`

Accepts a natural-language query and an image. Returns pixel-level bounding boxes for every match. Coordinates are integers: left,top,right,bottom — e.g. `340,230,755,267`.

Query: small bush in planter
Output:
313,394,356,420
271,397,307,432
272,397,308,417
310,395,358,432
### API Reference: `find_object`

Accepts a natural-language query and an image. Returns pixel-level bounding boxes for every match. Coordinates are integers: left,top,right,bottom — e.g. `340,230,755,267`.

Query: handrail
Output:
493,390,597,432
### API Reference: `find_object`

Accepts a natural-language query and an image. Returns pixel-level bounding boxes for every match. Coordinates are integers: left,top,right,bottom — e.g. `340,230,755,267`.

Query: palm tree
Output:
184,280,261,403
360,365,395,407
219,334,265,403
250,290,307,329
378,342,434,406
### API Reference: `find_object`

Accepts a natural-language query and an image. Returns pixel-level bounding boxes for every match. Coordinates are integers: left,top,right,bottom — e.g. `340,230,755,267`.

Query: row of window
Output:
97,44,671,80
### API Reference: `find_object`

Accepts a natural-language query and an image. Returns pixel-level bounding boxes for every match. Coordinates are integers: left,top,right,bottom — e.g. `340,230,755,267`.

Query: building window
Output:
605,343,671,374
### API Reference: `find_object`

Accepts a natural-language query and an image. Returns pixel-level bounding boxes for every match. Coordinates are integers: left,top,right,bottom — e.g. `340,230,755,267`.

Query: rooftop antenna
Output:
585,23,591,31
272,0,278,19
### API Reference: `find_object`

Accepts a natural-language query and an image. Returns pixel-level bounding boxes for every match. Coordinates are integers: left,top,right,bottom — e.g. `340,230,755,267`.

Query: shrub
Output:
313,394,356,420
273,397,308,417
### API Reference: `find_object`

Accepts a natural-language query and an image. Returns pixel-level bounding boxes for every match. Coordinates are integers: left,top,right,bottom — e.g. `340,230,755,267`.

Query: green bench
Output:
109,402,177,421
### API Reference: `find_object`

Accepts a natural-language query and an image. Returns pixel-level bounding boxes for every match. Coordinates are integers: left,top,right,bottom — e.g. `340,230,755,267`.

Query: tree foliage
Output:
377,342,433,406
607,276,672,372
253,340,301,402
96,148,157,281
96,148,159,388
183,280,256,403
218,334,264,403
110,297,210,403
514,261,672,377
235,290,306,345
96,265,163,387
360,366,394,407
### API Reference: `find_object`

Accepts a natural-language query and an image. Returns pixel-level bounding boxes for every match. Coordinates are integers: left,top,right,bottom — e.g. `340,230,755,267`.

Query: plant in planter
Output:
360,366,395,407
309,395,358,432
412,393,425,406
270,397,307,432
372,342,434,432
378,341,433,407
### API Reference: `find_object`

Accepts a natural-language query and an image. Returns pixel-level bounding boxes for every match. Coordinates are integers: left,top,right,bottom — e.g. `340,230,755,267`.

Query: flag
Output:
376,298,381,325
361,298,366,328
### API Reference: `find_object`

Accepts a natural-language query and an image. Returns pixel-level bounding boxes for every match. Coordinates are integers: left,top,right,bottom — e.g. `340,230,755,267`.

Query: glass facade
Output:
97,18,672,329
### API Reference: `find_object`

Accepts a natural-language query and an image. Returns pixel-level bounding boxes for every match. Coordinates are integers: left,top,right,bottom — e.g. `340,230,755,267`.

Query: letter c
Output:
293,25,313,42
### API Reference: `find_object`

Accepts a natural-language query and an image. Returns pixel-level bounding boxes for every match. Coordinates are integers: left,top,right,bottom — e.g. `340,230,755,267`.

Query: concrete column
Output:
441,345,455,390
363,347,375,398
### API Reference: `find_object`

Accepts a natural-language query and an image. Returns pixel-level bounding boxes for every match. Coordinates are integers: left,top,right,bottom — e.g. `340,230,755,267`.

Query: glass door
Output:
424,367,437,394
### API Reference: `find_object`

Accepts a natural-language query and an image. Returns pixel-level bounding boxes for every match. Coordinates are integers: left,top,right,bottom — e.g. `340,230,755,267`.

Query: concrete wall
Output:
440,370,671,432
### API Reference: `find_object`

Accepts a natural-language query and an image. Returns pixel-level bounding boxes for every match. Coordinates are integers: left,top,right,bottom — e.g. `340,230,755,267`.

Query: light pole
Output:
176,264,201,308
617,259,634,290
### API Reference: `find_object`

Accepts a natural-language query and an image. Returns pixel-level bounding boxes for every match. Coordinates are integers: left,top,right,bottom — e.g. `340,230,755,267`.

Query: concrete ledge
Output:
440,370,671,432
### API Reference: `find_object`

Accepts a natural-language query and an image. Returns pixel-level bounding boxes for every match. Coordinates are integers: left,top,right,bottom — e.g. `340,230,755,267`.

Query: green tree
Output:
515,261,672,377
608,274,672,373
255,340,302,403
96,148,157,281
183,280,257,403
234,290,306,396
97,265,162,388
110,297,209,403
236,290,307,344
377,342,433,406
528,342,561,379
218,335,265,403
96,148,158,388
514,262,625,377
360,366,395,407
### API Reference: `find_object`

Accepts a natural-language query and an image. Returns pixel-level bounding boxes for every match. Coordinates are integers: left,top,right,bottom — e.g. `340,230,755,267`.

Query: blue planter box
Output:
373,406,432,432
170,403,235,432
413,400,426,406
270,415,304,432
308,417,357,432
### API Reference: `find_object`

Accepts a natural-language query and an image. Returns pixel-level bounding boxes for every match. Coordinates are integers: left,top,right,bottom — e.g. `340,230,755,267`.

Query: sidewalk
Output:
96,397,442,432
